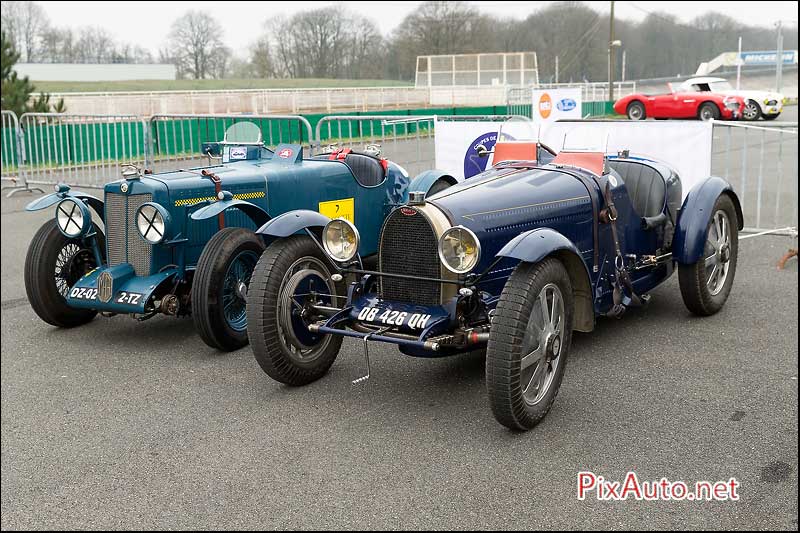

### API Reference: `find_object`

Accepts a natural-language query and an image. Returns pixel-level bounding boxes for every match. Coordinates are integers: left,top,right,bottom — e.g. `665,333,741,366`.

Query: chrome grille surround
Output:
379,206,442,306
104,192,153,276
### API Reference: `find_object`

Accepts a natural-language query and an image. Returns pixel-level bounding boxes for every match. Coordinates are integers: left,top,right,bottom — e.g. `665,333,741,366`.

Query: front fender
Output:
190,197,270,227
26,190,104,222
256,209,331,237
496,227,594,332
673,176,743,265
408,170,457,197
497,227,583,265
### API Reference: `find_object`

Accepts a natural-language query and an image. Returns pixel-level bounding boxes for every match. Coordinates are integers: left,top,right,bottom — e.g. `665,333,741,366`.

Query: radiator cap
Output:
408,191,426,205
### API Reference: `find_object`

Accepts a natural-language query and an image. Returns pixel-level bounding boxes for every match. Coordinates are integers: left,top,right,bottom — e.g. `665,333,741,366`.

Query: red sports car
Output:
614,84,745,121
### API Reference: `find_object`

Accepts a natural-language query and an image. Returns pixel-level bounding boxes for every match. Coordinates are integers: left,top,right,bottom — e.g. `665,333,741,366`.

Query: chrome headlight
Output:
438,226,480,274
323,218,360,262
135,202,170,244
55,198,90,238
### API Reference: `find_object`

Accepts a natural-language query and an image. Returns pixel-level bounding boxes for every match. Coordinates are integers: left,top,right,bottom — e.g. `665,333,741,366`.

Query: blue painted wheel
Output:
192,227,266,351
222,249,260,332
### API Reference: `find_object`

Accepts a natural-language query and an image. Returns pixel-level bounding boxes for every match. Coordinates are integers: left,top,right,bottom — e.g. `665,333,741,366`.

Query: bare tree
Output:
0,0,49,61
168,11,229,79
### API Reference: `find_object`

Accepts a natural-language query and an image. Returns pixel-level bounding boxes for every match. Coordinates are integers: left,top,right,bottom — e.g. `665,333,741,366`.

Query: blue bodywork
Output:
277,150,742,357
27,140,415,317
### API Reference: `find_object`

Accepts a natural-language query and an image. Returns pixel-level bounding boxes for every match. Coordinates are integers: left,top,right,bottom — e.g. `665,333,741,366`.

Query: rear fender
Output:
496,227,594,332
673,176,743,264
190,191,270,227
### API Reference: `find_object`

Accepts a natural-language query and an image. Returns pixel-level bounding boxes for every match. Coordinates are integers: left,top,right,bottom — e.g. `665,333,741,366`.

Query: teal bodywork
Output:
27,142,413,317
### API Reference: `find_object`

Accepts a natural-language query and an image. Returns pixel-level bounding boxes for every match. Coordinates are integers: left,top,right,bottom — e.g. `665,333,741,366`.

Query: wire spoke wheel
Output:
221,250,259,332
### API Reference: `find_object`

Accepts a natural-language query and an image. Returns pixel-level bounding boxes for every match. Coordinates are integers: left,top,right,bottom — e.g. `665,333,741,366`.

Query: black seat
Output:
343,153,386,187
607,160,666,218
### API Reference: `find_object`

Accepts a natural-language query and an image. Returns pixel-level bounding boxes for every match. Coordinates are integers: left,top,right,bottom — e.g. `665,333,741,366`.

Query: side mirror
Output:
476,144,490,158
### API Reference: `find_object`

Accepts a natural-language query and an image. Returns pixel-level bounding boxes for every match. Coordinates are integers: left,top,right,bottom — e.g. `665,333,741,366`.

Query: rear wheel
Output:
626,101,646,120
486,258,573,431
192,227,265,351
678,195,739,316
247,235,343,386
24,220,105,328
742,100,762,121
698,102,720,121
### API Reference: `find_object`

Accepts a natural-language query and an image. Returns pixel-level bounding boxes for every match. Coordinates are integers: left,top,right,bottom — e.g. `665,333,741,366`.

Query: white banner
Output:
433,118,713,197
531,88,582,123
542,121,712,196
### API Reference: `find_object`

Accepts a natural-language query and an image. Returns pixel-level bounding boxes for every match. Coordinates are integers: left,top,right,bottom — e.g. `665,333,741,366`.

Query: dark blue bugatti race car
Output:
245,131,742,430
23,122,452,352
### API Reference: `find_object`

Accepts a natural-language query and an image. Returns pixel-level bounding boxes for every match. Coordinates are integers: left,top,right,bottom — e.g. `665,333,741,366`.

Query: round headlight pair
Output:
136,203,170,244
438,226,480,274
323,218,360,263
55,198,91,238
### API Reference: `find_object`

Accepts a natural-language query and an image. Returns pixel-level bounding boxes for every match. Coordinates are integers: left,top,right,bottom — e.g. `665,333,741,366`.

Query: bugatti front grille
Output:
104,192,152,275
379,208,441,306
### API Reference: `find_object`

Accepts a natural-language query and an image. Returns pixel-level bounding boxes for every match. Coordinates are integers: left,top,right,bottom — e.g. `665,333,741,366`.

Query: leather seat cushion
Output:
608,160,666,218
344,153,385,187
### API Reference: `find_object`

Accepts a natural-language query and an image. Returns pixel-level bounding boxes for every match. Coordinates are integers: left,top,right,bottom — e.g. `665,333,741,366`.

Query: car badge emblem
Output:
120,182,129,193
98,271,113,303
400,207,417,216
278,148,293,159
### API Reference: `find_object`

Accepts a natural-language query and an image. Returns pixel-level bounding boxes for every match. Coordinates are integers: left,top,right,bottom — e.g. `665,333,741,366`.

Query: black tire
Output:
762,113,780,121
742,99,762,121
678,194,739,316
24,220,105,328
247,235,343,386
486,258,574,431
427,178,453,196
626,101,646,120
192,227,265,351
698,102,720,121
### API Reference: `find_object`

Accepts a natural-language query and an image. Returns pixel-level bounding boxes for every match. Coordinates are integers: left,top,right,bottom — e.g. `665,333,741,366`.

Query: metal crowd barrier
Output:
18,113,149,190
147,113,314,173
712,120,798,235
1,110,43,196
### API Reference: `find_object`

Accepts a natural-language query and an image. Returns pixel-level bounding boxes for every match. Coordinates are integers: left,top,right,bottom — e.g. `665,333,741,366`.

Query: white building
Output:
13,63,177,82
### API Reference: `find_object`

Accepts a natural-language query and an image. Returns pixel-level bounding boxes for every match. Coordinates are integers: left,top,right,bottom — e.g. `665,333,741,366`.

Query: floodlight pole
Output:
776,20,783,92
608,0,616,102
736,36,742,90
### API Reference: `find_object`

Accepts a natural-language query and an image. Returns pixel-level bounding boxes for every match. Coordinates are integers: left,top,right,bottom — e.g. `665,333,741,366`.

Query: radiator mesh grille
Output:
104,192,152,276
379,208,441,306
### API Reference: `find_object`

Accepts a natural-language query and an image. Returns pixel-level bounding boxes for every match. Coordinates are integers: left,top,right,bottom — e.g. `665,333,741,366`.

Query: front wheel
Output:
678,195,739,316
192,227,265,351
698,102,720,121
627,101,646,120
247,235,343,386
24,220,105,328
486,258,574,431
742,100,762,121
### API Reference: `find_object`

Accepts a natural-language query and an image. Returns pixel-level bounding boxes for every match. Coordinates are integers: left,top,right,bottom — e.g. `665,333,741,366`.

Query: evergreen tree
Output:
1,30,64,116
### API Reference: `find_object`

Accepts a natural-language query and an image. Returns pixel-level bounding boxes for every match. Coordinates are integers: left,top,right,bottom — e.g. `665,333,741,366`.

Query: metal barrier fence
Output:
148,114,313,173
712,121,798,234
1,110,42,196
18,113,149,189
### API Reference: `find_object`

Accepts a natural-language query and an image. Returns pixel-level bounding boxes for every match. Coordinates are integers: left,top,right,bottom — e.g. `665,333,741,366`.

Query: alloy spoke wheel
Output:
704,210,731,296
520,283,565,406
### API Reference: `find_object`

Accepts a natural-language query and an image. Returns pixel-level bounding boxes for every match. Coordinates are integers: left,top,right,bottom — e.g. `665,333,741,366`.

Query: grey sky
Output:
35,0,797,58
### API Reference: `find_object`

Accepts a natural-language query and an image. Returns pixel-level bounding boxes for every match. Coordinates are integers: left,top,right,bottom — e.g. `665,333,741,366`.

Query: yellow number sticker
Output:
318,198,355,223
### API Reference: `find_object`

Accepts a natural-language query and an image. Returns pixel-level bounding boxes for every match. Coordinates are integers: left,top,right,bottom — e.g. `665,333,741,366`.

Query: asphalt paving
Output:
1,190,797,530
